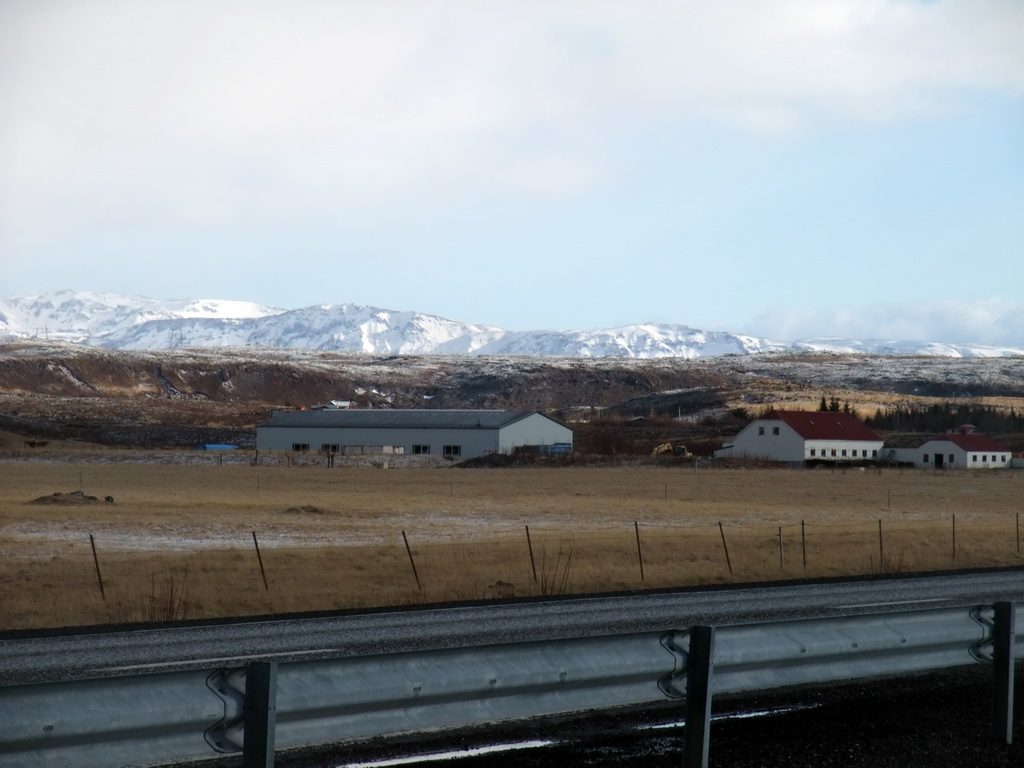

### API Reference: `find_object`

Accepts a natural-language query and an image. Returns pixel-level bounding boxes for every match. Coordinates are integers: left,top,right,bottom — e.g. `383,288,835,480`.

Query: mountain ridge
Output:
2,289,1021,358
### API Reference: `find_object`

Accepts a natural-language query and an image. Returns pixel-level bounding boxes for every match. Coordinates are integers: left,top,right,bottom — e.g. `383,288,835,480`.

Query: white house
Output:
911,426,1011,470
715,410,884,464
256,409,572,459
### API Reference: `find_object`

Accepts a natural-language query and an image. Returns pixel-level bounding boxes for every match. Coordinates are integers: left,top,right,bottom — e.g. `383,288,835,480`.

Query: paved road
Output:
3,569,1023,685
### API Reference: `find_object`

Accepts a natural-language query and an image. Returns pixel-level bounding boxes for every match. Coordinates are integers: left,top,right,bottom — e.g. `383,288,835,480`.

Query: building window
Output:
841,449,847,457
923,454,929,463
412,445,430,455
443,445,462,457
949,454,955,464
831,449,837,457
983,455,988,462
320,443,339,454
973,455,978,463
809,449,816,457
292,443,310,452
758,427,765,435
872,450,877,457
772,427,780,435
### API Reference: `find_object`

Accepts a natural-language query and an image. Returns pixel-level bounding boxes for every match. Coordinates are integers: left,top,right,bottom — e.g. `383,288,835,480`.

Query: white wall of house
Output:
804,441,883,461
718,420,806,462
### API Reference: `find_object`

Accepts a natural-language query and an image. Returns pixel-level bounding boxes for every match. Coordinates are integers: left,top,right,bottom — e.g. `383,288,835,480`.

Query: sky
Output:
1,0,1023,345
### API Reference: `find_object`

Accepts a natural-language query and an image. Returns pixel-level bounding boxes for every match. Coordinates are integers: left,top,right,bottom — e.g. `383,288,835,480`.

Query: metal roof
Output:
926,433,1010,453
763,411,883,442
258,409,549,430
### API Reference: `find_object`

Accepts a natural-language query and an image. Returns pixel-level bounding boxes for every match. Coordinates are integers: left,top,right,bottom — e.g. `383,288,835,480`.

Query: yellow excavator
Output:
652,443,693,458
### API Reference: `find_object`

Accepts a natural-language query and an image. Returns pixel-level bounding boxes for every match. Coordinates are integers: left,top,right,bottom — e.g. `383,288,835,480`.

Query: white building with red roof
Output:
715,410,884,464
912,426,1011,469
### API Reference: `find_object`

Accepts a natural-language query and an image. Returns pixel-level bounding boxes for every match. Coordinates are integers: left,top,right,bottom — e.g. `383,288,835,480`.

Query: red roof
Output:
928,434,1010,453
762,411,883,442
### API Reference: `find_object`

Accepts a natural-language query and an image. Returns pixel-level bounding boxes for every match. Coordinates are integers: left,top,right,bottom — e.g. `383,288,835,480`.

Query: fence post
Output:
243,661,278,768
777,527,784,571
89,534,106,601
718,522,732,575
878,520,884,567
801,520,807,570
525,525,538,583
952,514,957,562
402,531,422,590
684,625,715,768
252,532,269,591
634,521,645,582
993,601,1015,744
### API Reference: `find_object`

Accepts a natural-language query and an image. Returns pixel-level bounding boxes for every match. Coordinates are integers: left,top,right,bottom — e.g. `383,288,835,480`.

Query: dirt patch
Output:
28,490,112,505
280,505,333,515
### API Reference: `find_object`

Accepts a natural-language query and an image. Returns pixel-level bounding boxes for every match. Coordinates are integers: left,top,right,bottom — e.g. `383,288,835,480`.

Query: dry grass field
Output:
2,457,1023,631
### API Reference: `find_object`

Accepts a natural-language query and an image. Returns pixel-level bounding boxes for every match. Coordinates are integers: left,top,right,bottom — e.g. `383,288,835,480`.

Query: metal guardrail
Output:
0,604,1019,768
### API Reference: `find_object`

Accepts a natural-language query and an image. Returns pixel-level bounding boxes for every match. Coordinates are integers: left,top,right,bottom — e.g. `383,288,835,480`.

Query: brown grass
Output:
2,460,1022,630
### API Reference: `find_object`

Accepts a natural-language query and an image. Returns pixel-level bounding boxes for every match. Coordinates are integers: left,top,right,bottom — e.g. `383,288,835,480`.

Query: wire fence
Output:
4,513,1023,630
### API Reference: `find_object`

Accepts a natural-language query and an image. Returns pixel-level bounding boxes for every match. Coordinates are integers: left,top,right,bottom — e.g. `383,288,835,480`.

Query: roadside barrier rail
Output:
0,601,1019,768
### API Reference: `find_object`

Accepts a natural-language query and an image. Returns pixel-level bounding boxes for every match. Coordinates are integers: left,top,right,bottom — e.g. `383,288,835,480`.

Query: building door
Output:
934,453,944,469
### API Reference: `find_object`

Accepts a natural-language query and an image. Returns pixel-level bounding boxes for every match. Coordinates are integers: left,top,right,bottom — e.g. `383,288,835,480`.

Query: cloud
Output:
1,0,1022,239
746,299,1024,346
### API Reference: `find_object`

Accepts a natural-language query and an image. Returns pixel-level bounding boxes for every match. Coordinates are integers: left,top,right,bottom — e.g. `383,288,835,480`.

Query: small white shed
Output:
913,428,1011,470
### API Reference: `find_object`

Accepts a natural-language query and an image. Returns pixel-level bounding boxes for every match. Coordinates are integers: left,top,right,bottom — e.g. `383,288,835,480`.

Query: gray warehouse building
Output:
256,409,573,459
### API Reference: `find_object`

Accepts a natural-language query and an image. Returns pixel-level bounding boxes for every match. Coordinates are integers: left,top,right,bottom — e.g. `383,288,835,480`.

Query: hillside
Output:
2,340,1024,453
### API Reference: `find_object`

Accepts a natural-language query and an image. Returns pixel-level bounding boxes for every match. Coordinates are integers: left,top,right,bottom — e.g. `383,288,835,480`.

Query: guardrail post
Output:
685,625,715,768
244,661,278,768
993,602,1015,744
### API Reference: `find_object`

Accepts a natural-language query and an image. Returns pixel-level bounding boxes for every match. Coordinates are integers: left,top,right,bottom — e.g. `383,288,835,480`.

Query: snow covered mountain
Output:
0,290,282,345
1,290,1020,358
